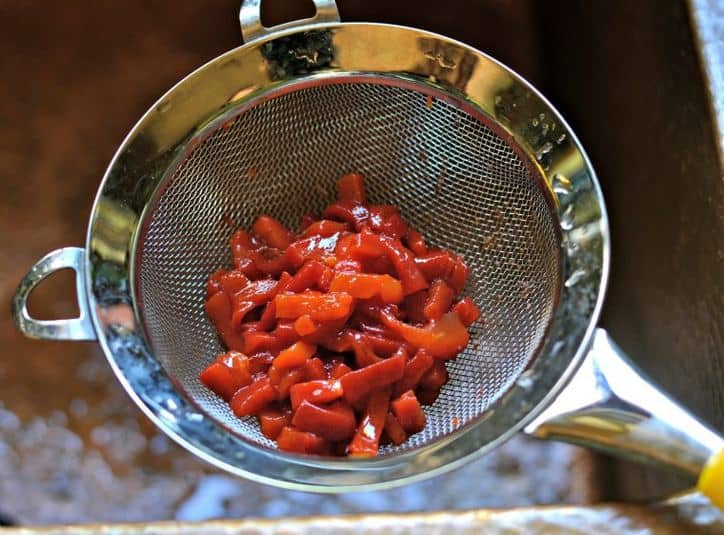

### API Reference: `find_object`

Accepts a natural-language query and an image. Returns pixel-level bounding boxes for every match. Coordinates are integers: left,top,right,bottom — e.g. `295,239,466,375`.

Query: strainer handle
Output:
239,0,340,44
12,247,97,341
525,328,724,507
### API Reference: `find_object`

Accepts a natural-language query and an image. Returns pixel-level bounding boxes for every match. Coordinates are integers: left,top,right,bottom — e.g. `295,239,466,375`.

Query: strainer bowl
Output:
12,0,724,502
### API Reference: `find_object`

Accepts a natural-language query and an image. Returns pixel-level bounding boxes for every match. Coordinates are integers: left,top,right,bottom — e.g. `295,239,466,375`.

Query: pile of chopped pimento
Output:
201,173,480,456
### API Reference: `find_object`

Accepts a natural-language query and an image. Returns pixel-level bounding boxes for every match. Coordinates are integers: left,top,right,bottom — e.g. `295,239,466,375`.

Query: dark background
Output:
1,0,721,523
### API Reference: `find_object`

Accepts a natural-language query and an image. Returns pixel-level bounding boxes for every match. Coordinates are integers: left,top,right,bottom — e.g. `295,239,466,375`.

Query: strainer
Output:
12,0,724,503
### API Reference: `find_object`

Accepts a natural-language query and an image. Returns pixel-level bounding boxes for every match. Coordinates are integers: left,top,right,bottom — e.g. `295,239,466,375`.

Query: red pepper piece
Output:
419,360,448,392
323,201,370,231
248,352,275,374
230,230,261,278
349,232,428,295
275,291,354,322
423,280,454,321
258,408,292,440
255,272,293,331
285,234,340,268
391,390,426,434
384,411,407,445
230,279,279,329
329,360,353,379
303,357,327,381
219,270,249,295
289,380,344,410
348,388,390,456
287,260,324,292
230,377,277,417
405,228,428,256
448,258,469,295
320,329,355,352
414,250,455,282
206,269,227,299
452,297,481,327
340,349,406,406
276,426,328,455
205,291,245,351
299,213,319,231
272,341,316,369
416,386,442,405
200,363,244,401
292,400,357,441
268,365,306,399
293,315,317,336
368,205,408,239
357,332,408,357
380,310,469,359
337,172,366,203
250,246,291,277
252,215,293,250
303,219,351,238
404,290,428,325
352,335,383,368
394,348,434,397
329,272,403,304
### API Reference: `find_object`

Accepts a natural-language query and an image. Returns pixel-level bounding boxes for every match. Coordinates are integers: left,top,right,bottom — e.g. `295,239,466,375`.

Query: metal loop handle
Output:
239,0,340,44
12,247,97,341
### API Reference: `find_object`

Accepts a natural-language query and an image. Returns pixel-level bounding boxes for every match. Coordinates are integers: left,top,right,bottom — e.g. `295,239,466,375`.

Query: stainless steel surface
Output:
138,80,560,452
12,247,96,341
76,13,608,490
12,0,724,497
526,329,724,476
240,0,340,44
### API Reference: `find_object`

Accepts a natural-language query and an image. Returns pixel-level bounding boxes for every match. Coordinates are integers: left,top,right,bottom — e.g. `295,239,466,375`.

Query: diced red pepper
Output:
405,228,428,256
248,352,275,374
230,377,278,417
368,205,408,239
416,386,442,405
276,426,328,455
299,213,319,231
285,234,340,268
200,363,244,401
448,258,469,295
452,297,481,327
423,280,454,321
293,315,317,336
337,172,366,203
275,291,353,322
205,291,245,351
289,380,344,410
252,215,293,249
288,260,325,293
334,259,363,273
352,335,383,368
394,348,434,397
404,290,428,325
292,400,356,441
268,365,306,399
419,360,448,391
323,201,370,231
230,230,261,278
329,272,403,304
381,311,469,359
340,350,406,406
258,408,292,440
219,270,249,295
391,390,426,434
206,269,227,299
272,341,316,369
303,357,327,381
251,246,291,277
303,219,351,238
230,278,279,329
329,360,353,379
384,411,407,445
414,250,455,282
348,388,390,456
